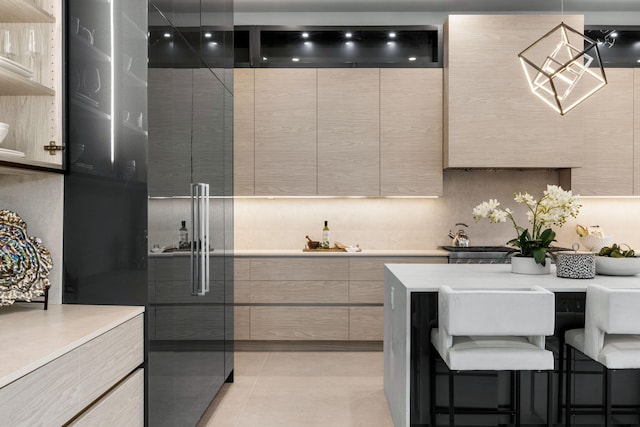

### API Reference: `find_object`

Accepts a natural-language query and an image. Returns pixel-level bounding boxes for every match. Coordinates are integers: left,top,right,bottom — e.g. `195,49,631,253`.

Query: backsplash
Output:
147,170,640,251
233,170,640,251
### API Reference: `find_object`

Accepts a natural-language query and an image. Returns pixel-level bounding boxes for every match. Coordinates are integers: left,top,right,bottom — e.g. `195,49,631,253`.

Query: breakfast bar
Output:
383,263,640,427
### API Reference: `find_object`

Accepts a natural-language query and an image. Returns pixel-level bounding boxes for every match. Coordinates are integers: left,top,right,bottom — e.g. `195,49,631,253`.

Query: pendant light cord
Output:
561,0,564,22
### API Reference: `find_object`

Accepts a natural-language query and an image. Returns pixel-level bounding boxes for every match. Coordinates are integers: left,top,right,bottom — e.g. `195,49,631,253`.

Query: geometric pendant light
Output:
518,22,607,115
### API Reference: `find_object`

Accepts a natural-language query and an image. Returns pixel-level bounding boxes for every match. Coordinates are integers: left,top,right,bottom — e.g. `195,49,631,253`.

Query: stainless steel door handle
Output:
190,183,210,296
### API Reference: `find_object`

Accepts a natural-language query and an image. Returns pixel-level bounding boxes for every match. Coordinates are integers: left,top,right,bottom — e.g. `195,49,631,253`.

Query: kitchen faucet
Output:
448,223,470,247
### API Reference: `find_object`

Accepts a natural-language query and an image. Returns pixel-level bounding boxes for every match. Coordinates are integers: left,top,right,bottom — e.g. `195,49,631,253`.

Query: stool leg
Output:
429,345,436,427
603,366,611,427
515,371,521,427
511,370,517,425
448,370,455,427
558,334,565,423
547,370,553,427
565,345,572,427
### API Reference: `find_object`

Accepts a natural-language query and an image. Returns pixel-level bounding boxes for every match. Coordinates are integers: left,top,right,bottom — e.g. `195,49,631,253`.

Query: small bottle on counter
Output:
322,220,330,249
179,220,189,249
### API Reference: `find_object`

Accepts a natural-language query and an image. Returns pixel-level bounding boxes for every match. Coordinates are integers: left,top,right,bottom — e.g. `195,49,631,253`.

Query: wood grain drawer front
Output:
250,258,349,281
0,314,143,426
235,280,251,304
350,307,384,341
350,281,384,304
251,307,349,340
251,280,349,304
234,258,251,281
69,369,143,427
235,306,251,340
349,257,446,281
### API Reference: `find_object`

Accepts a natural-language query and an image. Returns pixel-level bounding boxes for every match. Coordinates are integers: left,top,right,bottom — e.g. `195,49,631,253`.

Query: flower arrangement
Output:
473,185,581,266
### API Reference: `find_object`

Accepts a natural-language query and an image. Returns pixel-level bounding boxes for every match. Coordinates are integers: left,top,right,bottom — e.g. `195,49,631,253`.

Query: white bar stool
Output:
564,284,640,427
430,285,555,427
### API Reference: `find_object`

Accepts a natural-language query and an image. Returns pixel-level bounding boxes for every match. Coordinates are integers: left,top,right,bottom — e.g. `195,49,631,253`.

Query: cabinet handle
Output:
190,183,210,296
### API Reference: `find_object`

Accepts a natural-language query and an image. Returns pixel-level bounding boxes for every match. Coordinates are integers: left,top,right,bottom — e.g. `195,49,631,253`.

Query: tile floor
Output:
197,351,395,427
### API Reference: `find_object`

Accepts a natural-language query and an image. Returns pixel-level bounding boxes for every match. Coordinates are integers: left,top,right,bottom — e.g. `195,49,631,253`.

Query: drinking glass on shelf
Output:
82,67,101,96
22,27,42,80
0,28,17,61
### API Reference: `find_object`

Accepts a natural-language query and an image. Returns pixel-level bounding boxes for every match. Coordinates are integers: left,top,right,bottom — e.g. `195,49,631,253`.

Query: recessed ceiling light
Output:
209,41,218,46
262,57,268,61
408,56,417,61
163,33,171,38
387,41,395,46
302,32,309,39
204,32,212,38
292,57,300,62
637,59,640,63
345,41,354,46
345,32,352,39
304,41,312,46
389,32,396,38
610,31,619,38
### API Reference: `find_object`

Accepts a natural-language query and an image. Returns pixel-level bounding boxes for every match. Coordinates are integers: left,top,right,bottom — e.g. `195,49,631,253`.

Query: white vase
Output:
511,256,551,275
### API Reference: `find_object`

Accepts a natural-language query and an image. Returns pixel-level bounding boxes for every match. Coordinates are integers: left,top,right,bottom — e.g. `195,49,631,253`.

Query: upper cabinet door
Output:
635,69,640,196
233,68,255,196
0,0,61,169
380,69,443,196
254,68,317,195
318,69,380,196
572,69,634,196
444,15,584,169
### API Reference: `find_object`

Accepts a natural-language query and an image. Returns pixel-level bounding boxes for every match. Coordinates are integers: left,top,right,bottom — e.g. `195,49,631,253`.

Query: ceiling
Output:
233,0,640,13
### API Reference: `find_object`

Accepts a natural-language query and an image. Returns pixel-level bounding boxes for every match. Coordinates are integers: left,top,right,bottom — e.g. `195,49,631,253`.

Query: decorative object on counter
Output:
595,243,640,275
554,243,596,279
473,185,581,270
517,1,607,115
448,222,470,247
511,254,551,274
0,122,8,144
305,235,320,249
0,210,52,307
322,220,330,249
576,224,613,252
178,220,189,250
302,242,361,252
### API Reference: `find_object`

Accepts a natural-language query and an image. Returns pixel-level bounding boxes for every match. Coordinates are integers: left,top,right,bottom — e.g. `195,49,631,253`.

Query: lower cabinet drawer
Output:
349,307,384,341
0,314,144,426
251,307,349,340
69,368,144,426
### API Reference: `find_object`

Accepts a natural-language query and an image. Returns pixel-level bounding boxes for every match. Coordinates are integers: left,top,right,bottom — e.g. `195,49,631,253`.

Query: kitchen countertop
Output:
0,304,144,389
149,249,449,257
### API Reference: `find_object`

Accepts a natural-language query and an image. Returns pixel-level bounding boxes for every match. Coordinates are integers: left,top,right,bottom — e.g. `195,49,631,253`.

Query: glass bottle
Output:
322,220,330,249
179,220,189,249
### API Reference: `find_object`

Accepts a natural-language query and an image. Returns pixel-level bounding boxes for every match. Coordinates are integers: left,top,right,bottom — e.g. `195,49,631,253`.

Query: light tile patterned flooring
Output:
197,351,395,427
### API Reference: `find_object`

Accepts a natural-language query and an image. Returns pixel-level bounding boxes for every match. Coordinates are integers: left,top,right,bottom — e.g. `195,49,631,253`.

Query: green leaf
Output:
533,247,547,265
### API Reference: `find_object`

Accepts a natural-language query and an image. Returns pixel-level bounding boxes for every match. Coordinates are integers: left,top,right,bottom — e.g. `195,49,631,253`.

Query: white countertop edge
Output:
385,263,640,293
150,249,449,257
0,304,144,389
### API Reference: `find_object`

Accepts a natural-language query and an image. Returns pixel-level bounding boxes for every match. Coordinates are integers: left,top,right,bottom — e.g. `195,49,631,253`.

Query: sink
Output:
440,246,517,252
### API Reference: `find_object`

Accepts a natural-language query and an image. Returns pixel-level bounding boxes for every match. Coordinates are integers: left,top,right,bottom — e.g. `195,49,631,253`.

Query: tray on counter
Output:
303,247,362,252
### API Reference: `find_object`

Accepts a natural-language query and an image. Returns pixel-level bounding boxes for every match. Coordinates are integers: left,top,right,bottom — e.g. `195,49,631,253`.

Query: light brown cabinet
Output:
444,15,584,169
572,69,634,196
0,0,62,169
317,69,380,196
234,255,448,342
380,69,443,196
635,69,640,194
255,69,317,195
233,68,443,197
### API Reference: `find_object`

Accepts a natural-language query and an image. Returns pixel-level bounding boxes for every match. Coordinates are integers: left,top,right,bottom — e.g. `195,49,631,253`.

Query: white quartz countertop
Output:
386,263,640,292
0,304,144,389
150,249,449,257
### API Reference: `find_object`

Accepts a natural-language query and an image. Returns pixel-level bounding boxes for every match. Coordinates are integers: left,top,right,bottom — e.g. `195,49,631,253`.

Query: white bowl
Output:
595,256,640,276
579,235,614,252
0,123,8,145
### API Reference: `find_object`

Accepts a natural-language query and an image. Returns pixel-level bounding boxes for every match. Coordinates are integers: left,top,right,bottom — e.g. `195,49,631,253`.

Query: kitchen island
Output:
384,263,640,427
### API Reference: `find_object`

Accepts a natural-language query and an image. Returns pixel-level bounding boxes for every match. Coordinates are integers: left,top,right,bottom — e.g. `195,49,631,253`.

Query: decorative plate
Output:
0,210,52,306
